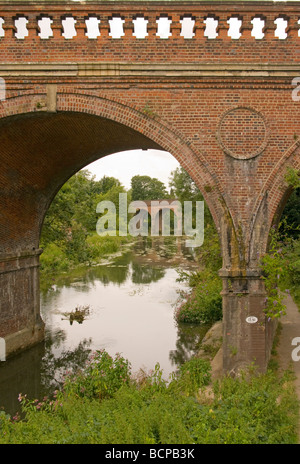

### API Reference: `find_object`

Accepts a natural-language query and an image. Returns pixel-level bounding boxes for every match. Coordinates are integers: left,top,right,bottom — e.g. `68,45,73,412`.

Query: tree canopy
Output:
168,167,202,203
131,175,168,201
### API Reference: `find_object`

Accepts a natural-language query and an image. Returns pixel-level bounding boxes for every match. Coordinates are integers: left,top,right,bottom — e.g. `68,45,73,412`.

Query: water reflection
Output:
0,238,206,416
41,331,92,393
0,342,45,416
170,323,209,366
131,263,165,284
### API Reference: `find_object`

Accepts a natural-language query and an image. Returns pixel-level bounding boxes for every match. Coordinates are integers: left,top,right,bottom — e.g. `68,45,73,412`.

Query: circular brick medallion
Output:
217,107,268,160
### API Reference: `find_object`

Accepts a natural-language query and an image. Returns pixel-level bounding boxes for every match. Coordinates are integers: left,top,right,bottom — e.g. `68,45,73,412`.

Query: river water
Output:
0,238,208,416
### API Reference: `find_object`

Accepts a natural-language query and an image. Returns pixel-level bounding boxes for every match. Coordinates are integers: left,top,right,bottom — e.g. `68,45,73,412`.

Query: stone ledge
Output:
0,248,43,262
0,62,300,78
2,321,45,360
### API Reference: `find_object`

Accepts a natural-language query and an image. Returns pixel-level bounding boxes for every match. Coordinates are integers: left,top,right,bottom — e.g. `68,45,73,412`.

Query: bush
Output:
40,243,69,272
260,223,300,315
62,350,132,400
171,357,212,395
175,270,222,324
86,234,129,260
65,221,91,265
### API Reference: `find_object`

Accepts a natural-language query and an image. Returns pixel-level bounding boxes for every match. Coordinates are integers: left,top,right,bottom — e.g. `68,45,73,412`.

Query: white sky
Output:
84,149,180,191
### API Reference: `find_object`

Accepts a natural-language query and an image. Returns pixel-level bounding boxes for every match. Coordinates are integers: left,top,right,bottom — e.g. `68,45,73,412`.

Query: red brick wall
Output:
0,1,299,265
0,1,299,63
1,1,300,369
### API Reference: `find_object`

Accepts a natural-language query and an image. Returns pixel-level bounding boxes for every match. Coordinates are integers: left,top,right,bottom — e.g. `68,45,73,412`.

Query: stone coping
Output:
0,62,300,78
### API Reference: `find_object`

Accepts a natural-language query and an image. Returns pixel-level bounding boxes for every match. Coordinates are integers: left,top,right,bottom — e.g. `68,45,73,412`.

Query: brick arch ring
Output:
1,90,225,234
248,140,300,259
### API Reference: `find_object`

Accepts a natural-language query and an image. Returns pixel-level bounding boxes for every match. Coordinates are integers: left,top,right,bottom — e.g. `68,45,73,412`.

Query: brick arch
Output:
248,141,300,265
0,91,227,254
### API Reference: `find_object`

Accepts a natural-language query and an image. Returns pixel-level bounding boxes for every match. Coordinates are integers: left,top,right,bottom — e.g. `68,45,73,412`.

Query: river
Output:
0,237,208,416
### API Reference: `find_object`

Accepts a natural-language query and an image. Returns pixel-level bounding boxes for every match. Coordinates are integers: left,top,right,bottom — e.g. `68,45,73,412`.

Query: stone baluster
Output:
2,15,15,39
263,15,277,40
51,14,63,40
240,14,253,40
194,15,206,40
287,15,299,40
170,13,181,39
217,14,230,40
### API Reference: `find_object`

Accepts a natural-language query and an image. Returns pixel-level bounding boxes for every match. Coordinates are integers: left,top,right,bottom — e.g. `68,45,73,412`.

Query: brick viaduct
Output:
0,0,300,374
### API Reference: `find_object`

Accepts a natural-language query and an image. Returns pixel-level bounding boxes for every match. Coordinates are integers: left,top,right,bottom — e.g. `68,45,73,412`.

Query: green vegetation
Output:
169,166,213,226
175,270,222,325
266,230,300,310
280,189,300,239
260,223,300,317
260,167,300,314
283,239,300,306
260,225,290,320
40,171,130,273
284,166,300,191
281,167,300,240
169,166,202,203
131,175,168,201
172,167,223,325
0,350,298,444
175,227,222,324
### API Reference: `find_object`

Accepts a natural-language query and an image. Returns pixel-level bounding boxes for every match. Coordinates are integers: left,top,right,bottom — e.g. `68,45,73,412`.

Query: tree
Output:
41,171,126,247
40,170,130,270
280,189,300,238
97,176,121,195
169,167,214,228
168,167,202,203
96,183,128,231
131,175,168,201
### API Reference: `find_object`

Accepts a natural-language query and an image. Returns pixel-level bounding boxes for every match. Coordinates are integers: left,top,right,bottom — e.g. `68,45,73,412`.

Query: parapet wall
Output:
0,1,299,63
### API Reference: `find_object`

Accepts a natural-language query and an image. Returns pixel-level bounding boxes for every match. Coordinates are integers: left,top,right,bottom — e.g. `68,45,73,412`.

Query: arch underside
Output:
0,111,163,252
0,104,223,255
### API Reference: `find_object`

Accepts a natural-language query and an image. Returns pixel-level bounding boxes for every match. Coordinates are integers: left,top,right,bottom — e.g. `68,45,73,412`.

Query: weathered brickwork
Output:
0,1,299,373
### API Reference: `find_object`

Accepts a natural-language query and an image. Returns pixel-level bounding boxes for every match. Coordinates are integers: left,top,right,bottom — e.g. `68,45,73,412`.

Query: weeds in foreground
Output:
0,350,298,444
